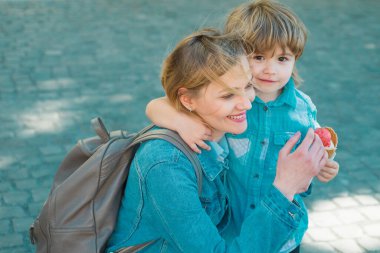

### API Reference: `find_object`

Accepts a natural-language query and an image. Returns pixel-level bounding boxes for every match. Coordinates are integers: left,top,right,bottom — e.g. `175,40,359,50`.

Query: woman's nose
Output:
237,95,252,110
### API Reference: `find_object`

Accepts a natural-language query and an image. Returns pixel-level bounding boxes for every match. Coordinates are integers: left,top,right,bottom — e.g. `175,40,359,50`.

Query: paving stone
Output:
333,196,360,208
307,228,338,242
357,237,380,252
12,217,33,233
309,211,342,227
364,223,380,237
0,207,26,219
14,178,39,191
360,206,380,221
309,200,338,212
31,188,50,203
6,168,29,180
2,191,30,205
332,225,364,239
335,209,367,224
0,234,24,248
332,239,365,253
0,220,11,235
354,195,379,206
301,242,336,253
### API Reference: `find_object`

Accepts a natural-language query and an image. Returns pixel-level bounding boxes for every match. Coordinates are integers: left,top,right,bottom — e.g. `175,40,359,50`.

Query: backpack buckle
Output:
29,224,35,244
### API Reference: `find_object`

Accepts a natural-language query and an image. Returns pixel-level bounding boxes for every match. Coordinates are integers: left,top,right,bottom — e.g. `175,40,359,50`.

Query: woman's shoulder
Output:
134,138,194,174
136,138,183,162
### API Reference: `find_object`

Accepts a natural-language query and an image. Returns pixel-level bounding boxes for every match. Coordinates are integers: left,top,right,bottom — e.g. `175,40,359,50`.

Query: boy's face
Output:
249,46,295,102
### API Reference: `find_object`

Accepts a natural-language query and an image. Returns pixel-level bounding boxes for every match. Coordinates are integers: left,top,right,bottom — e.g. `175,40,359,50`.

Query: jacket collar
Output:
255,78,297,108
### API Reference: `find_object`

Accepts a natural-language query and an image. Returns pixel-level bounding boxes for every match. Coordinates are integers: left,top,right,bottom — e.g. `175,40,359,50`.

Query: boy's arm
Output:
146,97,212,153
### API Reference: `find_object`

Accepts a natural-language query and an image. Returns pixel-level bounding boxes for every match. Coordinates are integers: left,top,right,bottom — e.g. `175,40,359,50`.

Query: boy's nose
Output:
263,62,276,74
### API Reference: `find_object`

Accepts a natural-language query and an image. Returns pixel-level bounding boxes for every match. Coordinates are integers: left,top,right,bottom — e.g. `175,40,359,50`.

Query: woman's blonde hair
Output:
224,0,307,86
161,28,246,112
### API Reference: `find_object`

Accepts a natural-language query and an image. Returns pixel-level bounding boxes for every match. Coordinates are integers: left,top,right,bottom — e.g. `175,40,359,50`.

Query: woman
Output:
106,28,325,253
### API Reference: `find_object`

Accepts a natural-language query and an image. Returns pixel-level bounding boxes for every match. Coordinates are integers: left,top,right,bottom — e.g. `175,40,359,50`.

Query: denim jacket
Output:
106,132,304,253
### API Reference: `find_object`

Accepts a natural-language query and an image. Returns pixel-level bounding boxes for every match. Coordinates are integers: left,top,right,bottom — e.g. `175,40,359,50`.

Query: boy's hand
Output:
177,115,212,154
316,159,339,183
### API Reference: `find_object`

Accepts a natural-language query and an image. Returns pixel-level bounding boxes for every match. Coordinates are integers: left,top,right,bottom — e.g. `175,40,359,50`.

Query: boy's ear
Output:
178,87,194,111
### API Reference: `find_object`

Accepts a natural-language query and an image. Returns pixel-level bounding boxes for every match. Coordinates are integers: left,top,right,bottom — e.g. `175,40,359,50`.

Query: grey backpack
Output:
29,117,203,253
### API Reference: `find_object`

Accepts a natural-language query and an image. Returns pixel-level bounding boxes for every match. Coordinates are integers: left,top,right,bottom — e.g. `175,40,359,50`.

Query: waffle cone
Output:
324,127,338,159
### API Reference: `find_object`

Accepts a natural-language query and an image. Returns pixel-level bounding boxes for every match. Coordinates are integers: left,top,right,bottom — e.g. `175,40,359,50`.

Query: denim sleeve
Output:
145,160,303,253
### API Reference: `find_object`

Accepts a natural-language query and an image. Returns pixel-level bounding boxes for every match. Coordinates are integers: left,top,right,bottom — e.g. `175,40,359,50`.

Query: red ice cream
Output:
314,127,338,159
315,128,332,147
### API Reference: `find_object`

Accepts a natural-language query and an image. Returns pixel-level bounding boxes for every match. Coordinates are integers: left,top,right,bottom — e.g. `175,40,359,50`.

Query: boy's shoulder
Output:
294,87,317,112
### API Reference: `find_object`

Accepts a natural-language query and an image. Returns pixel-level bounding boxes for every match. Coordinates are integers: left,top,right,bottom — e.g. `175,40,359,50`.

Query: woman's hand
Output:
317,159,339,183
273,128,328,201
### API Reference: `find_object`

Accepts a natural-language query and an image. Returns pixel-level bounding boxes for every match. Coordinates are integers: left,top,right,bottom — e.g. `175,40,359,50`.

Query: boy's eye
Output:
253,55,264,61
278,56,288,62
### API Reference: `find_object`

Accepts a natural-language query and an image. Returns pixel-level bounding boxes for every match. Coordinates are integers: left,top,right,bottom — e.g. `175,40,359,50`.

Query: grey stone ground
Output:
0,0,379,252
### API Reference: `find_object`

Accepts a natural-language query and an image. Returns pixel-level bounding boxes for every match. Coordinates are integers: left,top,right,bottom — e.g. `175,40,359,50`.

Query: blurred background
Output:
0,0,379,252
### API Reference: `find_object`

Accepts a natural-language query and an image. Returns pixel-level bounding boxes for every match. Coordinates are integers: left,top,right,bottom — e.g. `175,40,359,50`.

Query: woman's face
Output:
190,57,255,140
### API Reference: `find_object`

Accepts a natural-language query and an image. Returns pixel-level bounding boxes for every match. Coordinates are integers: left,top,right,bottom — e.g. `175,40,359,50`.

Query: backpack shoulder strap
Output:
131,129,203,196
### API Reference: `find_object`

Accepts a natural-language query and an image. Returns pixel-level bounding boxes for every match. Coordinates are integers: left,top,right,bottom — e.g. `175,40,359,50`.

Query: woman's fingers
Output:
279,131,301,158
296,128,315,152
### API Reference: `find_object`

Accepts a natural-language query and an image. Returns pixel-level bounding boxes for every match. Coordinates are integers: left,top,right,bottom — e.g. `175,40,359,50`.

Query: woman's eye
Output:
245,82,254,89
221,94,234,99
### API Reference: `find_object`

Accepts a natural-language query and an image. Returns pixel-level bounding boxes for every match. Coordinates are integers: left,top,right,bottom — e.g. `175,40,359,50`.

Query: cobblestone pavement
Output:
0,0,379,252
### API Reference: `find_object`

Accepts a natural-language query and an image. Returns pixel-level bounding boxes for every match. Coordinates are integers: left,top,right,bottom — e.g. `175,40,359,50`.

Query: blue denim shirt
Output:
226,79,319,252
106,132,305,253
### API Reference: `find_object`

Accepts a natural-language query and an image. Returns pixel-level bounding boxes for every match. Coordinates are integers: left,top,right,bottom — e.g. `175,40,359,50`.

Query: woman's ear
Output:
178,87,194,112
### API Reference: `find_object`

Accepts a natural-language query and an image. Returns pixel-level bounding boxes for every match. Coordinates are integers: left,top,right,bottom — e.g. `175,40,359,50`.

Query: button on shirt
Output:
226,79,319,252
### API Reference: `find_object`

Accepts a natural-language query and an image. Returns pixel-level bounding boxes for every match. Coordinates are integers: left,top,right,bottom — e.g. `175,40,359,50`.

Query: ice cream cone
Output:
324,127,338,159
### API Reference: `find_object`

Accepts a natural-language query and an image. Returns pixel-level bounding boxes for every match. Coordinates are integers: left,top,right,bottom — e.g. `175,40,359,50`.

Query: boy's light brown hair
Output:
224,0,307,86
161,28,246,112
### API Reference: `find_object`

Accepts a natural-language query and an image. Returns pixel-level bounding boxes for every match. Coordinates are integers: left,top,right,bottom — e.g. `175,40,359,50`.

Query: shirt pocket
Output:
268,131,301,172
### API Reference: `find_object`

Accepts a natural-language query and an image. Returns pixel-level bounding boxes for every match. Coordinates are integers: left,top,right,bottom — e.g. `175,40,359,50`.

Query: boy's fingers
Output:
202,134,212,141
204,128,212,137
189,144,201,154
316,174,329,183
325,159,339,169
196,140,211,151
279,131,301,157
320,151,328,168
321,167,338,176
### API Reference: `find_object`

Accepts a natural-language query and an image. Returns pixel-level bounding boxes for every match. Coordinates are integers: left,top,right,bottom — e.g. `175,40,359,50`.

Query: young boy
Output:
146,1,339,252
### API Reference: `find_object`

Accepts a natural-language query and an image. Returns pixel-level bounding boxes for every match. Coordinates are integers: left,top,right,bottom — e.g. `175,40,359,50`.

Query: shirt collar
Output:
197,135,229,181
255,78,297,108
